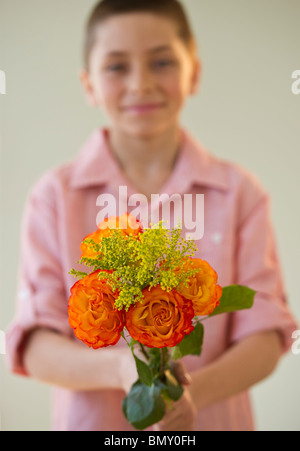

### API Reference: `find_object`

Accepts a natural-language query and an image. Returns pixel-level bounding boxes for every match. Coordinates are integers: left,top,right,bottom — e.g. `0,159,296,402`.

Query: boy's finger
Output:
170,361,192,385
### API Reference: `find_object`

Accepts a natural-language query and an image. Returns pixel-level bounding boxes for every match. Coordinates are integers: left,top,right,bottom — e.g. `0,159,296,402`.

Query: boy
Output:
6,0,298,431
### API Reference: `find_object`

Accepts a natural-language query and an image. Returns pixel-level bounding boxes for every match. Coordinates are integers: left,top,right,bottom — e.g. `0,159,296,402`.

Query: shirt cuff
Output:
5,289,72,376
228,294,299,355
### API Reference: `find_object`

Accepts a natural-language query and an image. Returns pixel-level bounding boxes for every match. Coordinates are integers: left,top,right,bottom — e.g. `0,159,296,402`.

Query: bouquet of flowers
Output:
68,213,255,430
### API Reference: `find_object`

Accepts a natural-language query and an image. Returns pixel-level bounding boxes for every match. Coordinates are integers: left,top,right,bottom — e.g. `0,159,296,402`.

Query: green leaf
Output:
122,381,166,430
171,323,204,360
128,339,153,387
170,346,182,361
147,348,161,372
134,355,153,387
129,337,138,351
208,285,256,318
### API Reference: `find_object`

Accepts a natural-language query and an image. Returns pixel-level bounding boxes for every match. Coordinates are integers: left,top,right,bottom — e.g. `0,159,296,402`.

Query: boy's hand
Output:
154,387,197,431
170,360,192,385
155,360,196,431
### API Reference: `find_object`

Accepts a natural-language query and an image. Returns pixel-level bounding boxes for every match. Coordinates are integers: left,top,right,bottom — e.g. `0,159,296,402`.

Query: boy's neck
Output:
107,124,182,197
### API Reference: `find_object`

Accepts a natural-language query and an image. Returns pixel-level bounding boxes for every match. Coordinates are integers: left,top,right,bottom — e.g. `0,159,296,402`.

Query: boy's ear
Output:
190,58,202,96
79,70,99,107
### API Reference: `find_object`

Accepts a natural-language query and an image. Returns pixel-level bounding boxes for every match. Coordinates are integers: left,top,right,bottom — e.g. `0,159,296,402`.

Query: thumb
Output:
170,361,192,386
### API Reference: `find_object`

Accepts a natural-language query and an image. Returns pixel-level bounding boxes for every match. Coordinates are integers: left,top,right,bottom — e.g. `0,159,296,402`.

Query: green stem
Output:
139,343,149,361
159,348,168,379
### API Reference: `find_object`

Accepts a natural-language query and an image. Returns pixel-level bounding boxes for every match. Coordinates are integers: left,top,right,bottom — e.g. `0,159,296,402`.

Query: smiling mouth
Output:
124,103,165,114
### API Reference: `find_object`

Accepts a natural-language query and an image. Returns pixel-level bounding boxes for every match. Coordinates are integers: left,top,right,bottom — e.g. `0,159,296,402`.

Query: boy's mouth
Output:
124,103,165,114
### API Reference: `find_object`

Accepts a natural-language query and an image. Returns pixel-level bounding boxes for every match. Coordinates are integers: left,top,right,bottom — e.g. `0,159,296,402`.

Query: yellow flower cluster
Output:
72,215,200,311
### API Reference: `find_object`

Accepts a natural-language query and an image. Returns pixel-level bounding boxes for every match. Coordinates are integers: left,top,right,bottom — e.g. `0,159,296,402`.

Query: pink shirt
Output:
5,127,298,431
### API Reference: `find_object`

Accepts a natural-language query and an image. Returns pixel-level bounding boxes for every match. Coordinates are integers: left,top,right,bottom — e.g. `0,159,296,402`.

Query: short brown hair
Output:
83,0,197,71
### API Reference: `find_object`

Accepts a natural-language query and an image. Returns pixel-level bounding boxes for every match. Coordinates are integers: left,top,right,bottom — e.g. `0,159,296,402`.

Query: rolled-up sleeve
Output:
229,192,298,353
5,179,72,376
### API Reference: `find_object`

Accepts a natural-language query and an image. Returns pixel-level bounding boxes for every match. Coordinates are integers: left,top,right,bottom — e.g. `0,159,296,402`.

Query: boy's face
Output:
80,12,201,136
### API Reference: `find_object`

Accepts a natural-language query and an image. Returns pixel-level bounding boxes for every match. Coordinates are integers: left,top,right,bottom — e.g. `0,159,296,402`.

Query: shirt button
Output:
18,288,31,301
211,232,223,245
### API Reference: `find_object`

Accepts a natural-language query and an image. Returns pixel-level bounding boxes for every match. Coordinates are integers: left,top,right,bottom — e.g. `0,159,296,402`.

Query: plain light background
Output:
0,0,299,431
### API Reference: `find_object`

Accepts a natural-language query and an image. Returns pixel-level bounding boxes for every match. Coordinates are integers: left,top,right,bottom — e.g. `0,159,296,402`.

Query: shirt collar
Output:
70,127,230,193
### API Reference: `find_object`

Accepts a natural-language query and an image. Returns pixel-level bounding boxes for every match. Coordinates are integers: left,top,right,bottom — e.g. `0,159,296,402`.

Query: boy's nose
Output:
127,65,154,94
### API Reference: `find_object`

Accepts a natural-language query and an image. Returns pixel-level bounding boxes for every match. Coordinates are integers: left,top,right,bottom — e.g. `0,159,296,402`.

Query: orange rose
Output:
68,270,125,349
98,212,143,234
125,285,194,348
81,213,143,259
177,258,222,316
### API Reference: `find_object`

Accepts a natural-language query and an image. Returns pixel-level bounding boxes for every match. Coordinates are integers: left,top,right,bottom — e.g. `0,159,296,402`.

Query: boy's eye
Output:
107,64,126,72
106,59,175,73
153,59,175,69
